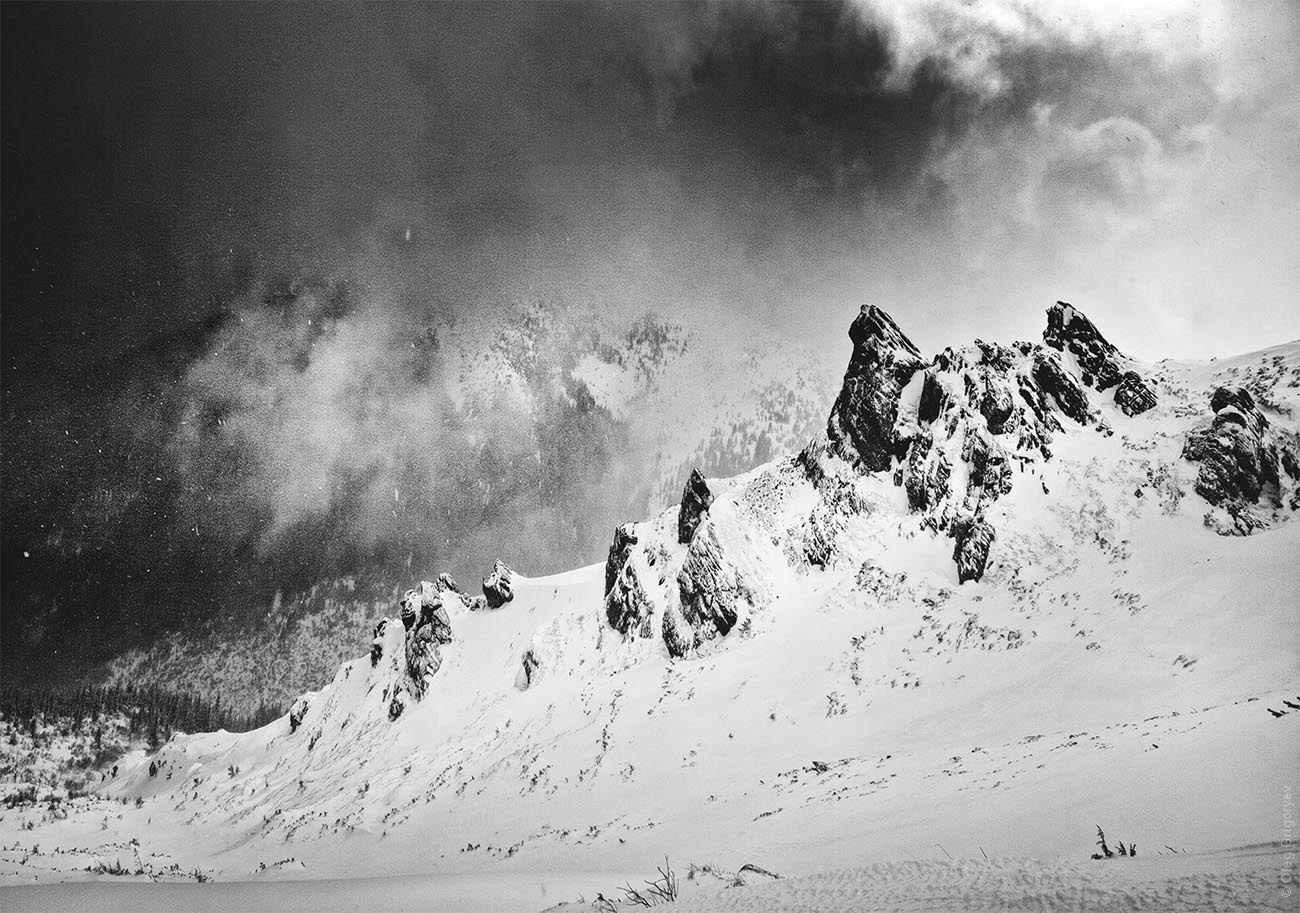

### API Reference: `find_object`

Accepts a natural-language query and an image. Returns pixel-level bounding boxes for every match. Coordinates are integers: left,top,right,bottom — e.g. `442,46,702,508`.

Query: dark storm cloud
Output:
3,1,1295,678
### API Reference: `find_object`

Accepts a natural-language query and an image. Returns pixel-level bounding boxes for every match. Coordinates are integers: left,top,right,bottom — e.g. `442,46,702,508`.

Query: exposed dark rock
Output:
433,571,485,610
975,339,1017,372
1183,387,1280,507
917,370,947,424
827,305,927,471
952,517,996,583
794,435,832,488
1210,385,1257,416
903,433,952,513
980,376,1016,434
388,686,408,721
1113,372,1157,416
962,428,1012,506
289,697,310,734
418,584,454,644
400,595,419,631
1031,350,1092,425
678,469,715,544
1210,386,1269,435
399,583,454,644
1043,301,1124,390
404,624,443,698
676,523,750,651
802,500,845,569
605,523,639,597
1042,301,1159,416
370,619,389,667
436,572,463,595
482,560,515,609
606,561,655,639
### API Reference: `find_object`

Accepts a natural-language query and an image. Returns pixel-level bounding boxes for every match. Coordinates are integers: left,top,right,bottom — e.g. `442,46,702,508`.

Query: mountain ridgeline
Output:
598,302,1299,662
84,300,1299,880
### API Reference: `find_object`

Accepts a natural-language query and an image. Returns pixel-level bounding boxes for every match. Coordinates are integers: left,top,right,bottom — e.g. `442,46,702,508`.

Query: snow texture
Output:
3,303,1298,913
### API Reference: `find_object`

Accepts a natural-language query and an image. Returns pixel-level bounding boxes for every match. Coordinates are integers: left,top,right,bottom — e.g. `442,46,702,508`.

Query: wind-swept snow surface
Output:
2,304,1297,912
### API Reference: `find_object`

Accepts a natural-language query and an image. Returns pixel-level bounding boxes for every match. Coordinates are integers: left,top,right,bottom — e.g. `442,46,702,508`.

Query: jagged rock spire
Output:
827,305,927,471
1043,301,1157,416
678,468,714,544
1043,301,1124,390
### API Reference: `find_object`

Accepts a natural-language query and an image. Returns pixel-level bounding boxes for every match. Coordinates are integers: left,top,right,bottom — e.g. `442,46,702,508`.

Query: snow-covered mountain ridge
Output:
12,302,1297,893
93,303,841,714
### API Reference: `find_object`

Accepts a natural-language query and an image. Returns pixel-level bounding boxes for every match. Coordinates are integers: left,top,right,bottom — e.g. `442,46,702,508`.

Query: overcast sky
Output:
3,0,1297,374
3,1,1299,679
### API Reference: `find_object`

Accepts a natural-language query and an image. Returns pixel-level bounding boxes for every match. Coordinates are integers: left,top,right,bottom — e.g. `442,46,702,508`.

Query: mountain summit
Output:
29,301,1296,889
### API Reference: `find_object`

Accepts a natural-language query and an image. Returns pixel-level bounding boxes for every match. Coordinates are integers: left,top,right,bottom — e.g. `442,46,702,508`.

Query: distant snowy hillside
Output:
8,303,1297,906
97,305,840,713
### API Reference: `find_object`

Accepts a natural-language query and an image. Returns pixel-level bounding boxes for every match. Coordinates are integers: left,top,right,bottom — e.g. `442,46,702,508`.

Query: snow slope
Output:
3,304,1297,912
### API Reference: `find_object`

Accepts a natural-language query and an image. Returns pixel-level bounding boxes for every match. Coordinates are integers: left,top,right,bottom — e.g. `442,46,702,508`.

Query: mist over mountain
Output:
3,1,1297,682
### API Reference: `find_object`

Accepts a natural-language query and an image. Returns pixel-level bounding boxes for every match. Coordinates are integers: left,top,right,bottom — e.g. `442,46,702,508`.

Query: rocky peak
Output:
1043,301,1123,389
826,305,927,471
1043,301,1157,416
892,337,1097,582
678,469,715,544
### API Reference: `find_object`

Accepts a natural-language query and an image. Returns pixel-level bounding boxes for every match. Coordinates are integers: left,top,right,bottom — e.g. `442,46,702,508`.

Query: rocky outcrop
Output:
605,523,638,597
606,558,655,639
674,524,748,655
1043,301,1125,390
370,619,388,667
289,697,310,734
401,583,454,644
404,628,442,698
827,305,927,471
678,469,714,544
1113,372,1157,417
1043,301,1157,416
660,602,695,658
890,334,1093,582
482,560,515,608
952,517,996,583
388,686,408,721
1181,385,1299,534
903,431,951,512
1031,350,1092,426
393,582,457,699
